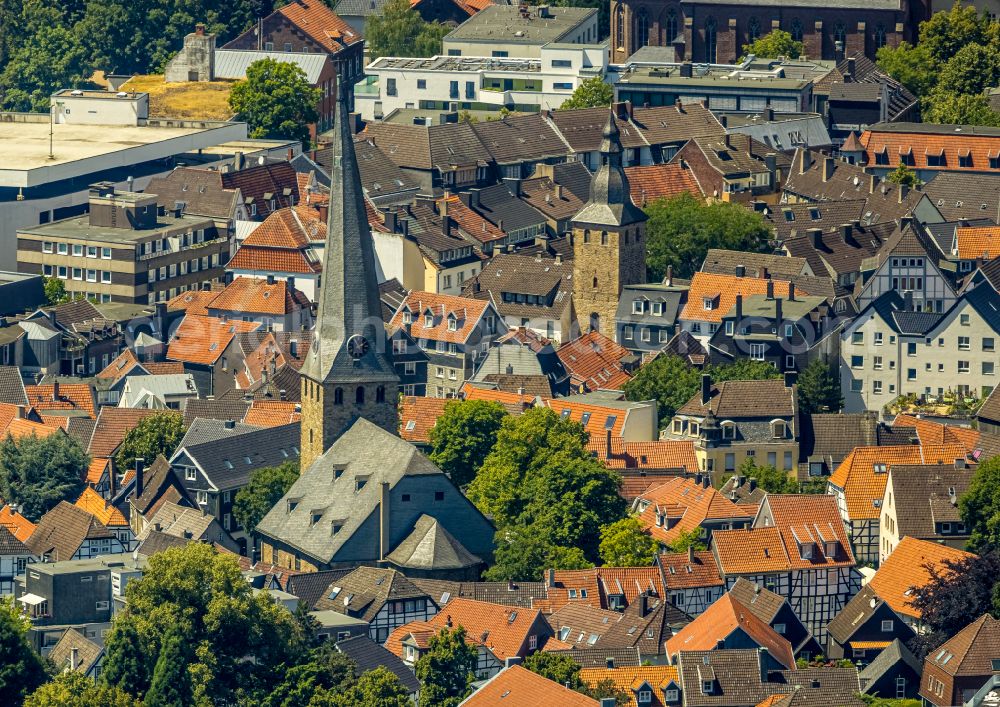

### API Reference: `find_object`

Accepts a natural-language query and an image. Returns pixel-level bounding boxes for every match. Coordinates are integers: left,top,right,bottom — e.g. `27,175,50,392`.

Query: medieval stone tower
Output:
570,112,648,337
299,93,399,470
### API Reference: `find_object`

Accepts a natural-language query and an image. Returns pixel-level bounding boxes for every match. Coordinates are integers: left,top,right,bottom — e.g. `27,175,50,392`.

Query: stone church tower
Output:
571,113,648,337
299,94,399,470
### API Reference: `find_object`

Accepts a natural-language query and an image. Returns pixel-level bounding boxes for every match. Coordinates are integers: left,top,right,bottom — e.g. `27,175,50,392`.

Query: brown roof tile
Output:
463,665,599,706
626,163,703,206
88,407,163,459
167,315,260,365
556,331,632,391
869,536,974,619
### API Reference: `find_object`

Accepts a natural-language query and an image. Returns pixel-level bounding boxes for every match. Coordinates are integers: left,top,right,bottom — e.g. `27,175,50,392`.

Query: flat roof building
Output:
442,4,599,59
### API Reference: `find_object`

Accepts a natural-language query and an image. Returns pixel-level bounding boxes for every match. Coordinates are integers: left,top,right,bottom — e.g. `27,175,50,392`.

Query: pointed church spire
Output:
571,111,647,228
300,92,396,385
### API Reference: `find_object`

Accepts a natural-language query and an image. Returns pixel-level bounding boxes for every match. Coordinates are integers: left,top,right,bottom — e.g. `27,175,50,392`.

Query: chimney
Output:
716,639,726,650
766,280,774,300
555,253,562,265
759,647,769,683
822,157,834,182
903,290,913,311
224,419,236,429
679,63,693,78
839,223,851,243
266,274,275,285
798,149,811,175
898,184,908,203
605,428,612,459
788,282,795,302
235,151,245,171
735,294,743,329
317,203,329,223
784,371,797,388
505,656,523,667
70,647,79,670
639,593,649,617
52,380,60,401
688,544,694,562
846,57,856,79
775,296,782,325
380,482,390,560
108,460,117,497
546,568,556,588
286,148,293,162
134,458,144,498
289,339,298,358
719,115,728,128
195,22,206,36
695,472,703,485
601,700,618,707
701,374,712,406
748,478,757,491
15,405,24,419
868,174,877,194
665,264,673,287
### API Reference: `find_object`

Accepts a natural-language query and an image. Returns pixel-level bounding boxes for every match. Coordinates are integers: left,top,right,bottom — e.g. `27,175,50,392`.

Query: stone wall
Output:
165,26,216,82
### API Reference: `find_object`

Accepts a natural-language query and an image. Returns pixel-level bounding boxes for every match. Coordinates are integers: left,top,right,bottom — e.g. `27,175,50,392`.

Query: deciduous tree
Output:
42,277,67,306
144,625,192,707
415,627,477,707
0,432,88,521
429,400,507,487
922,91,1000,127
732,458,798,494
523,652,587,692
960,456,1000,552
229,59,320,148
559,76,613,110
796,359,844,414
114,412,185,473
599,516,657,567
25,673,139,707
366,0,449,58
644,193,771,280
742,30,803,59
0,596,48,706
101,616,150,697
232,460,299,535
665,528,706,554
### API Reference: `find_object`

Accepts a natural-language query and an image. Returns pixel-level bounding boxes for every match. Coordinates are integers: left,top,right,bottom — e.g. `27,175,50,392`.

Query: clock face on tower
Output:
347,335,369,360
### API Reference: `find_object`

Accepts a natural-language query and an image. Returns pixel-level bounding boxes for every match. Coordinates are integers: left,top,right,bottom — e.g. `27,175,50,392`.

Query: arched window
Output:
356,386,365,404
589,312,601,332
615,4,625,49
592,276,598,289
705,17,717,63
583,229,591,243
790,18,803,42
874,24,886,50
665,9,678,42
601,231,608,245
747,17,761,43
334,387,343,405
637,9,650,47
376,386,385,403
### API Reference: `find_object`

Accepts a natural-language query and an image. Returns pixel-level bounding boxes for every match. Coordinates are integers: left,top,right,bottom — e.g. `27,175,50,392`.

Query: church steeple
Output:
300,93,399,470
572,113,648,228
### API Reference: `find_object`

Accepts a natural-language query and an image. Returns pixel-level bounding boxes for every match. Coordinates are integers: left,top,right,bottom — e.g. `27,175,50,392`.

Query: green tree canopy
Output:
144,624,192,707
42,277,67,306
922,91,1000,127
468,407,626,579
523,652,588,692
101,616,147,696
484,523,593,581
100,543,308,704
876,42,937,98
644,193,771,280
731,457,798,494
796,359,844,414
415,627,478,707
559,76,614,110
742,30,803,59
232,460,300,535
229,59,320,148
0,596,49,706
114,412,185,473
25,673,139,707
960,455,1000,552
599,516,658,567
937,43,1000,97
366,0,449,58
665,528,707,554
0,431,88,521
885,164,922,188
428,400,507,487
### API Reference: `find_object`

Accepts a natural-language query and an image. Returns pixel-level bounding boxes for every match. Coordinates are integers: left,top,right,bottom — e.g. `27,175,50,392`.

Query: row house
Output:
388,291,506,398
706,283,840,373
655,550,725,618
852,122,1000,183
632,476,755,549
841,283,1000,412
25,502,125,563
826,583,916,665
665,374,800,480
670,134,779,202
710,494,861,643
825,444,966,566
678,272,794,347
615,280,686,357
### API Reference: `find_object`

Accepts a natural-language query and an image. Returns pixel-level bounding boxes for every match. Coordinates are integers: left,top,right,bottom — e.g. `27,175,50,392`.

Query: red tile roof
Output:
460,383,536,410
626,163,703,206
635,477,754,544
85,458,110,485
5,417,64,440
869,536,974,619
681,273,794,324
556,331,632,391
955,226,1000,260
400,396,451,443
277,0,362,50
543,398,628,439
88,407,162,458
665,593,795,669
859,126,1000,173
166,289,219,316
0,505,36,542
228,246,321,275
658,551,725,589
24,384,96,418
242,205,324,249
244,400,301,426
445,195,506,244
589,438,698,472
96,349,143,383
167,315,261,365
208,277,306,316
463,665,599,706
390,291,492,344
892,414,981,453
579,666,679,707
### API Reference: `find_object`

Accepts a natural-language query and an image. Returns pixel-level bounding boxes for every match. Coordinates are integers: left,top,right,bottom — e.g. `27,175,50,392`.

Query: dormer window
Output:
447,315,457,331
633,300,644,315
402,311,412,325
637,689,652,703
824,541,838,558
722,422,736,439
799,542,814,560
771,421,785,438
424,313,434,327
703,297,715,311
652,301,663,316
702,681,714,695
355,477,368,492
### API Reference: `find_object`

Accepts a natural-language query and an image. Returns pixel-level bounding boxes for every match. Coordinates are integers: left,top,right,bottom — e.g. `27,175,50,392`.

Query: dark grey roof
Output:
182,397,252,427
409,579,548,608
964,281,1000,332
256,418,445,564
688,0,899,7
300,96,398,387
145,167,241,221
826,584,883,644
676,649,771,706
859,638,922,693
471,114,569,165
177,422,300,491
314,566,430,622
136,529,191,556
572,114,647,228
615,284,685,326
336,635,421,693
887,464,971,540
333,0,392,16
0,524,28,555
312,139,419,201
176,417,261,448
727,578,786,623
922,172,1000,222
702,249,808,278
385,514,481,570
473,183,548,232
463,252,573,320
768,667,864,706
0,366,27,406
286,569,354,609
364,121,492,172
49,628,103,674
797,412,907,466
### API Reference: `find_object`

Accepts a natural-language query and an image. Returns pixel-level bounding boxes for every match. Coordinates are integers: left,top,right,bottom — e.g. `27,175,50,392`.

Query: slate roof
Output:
145,167,241,221
176,422,299,492
464,252,573,321
411,579,548,609
922,172,1000,221
256,418,449,564
385,513,482,570
886,464,972,540
26,501,117,560
315,566,430,622
548,103,724,153
285,569,354,609
471,113,569,164
314,139,420,202
0,367,27,406
336,635,421,693
460,665,599,706
472,182,548,232
869,536,973,619
826,585,885,644
182,397,253,427
221,162,301,220
0,524,29,556
859,638,922,693
676,378,795,419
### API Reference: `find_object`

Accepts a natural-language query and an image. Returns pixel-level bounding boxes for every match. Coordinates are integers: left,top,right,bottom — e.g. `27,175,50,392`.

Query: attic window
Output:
581,412,591,426
783,210,794,222
824,541,838,558
224,459,233,469
799,542,814,560
287,499,299,512
703,297,715,311
405,420,416,431
447,315,457,331
355,477,368,492
424,313,433,327
873,463,887,474
331,523,343,535
310,510,323,526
